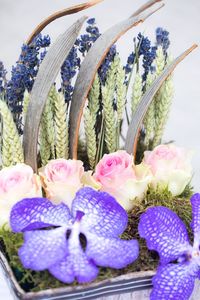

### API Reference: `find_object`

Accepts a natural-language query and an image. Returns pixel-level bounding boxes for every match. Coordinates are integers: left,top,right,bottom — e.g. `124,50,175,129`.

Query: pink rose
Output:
93,150,151,211
143,144,192,196
0,163,42,227
40,159,84,207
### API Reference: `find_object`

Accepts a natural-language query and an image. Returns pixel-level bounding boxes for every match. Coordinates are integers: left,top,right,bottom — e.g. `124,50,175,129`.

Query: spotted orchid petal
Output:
72,187,128,237
10,187,138,284
10,198,72,232
150,263,198,300
190,193,200,244
138,206,191,264
49,231,98,283
85,232,139,269
19,227,68,270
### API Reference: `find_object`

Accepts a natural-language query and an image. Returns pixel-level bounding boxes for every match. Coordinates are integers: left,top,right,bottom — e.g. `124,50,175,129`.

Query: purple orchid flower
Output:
138,193,200,300
10,187,139,284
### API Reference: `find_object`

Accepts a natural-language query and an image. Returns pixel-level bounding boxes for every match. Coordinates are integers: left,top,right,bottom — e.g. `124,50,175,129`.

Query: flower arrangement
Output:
0,1,199,300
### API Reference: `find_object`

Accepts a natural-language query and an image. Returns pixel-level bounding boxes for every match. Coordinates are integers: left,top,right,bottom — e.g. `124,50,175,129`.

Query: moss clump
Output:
0,185,193,293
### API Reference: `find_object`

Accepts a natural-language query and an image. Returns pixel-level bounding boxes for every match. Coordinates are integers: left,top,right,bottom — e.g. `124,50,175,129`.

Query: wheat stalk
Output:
42,90,55,158
0,100,24,166
153,74,174,148
116,57,126,122
88,74,100,117
53,92,69,159
131,72,143,116
143,73,156,146
84,107,97,169
39,120,51,166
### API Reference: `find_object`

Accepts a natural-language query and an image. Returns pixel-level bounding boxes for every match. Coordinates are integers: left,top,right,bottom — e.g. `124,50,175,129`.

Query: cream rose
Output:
143,144,192,196
0,163,42,227
93,150,152,211
39,159,84,207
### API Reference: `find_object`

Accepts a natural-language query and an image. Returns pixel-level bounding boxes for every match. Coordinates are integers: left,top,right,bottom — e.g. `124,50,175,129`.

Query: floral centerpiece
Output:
0,0,199,299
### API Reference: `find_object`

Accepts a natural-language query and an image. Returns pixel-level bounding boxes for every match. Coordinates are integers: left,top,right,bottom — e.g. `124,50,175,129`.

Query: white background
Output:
0,0,200,298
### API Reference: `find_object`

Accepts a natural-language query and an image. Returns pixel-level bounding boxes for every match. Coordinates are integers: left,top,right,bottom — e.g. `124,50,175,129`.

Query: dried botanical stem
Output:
84,107,97,169
88,74,100,117
116,57,126,122
155,46,165,76
54,92,69,159
131,72,143,116
102,57,119,153
39,121,51,166
42,90,55,159
143,73,156,146
0,100,24,166
153,74,174,148
22,90,30,116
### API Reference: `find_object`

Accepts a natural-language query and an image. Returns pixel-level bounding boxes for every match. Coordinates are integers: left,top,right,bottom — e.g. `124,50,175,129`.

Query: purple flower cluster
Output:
75,18,116,85
0,61,7,94
10,187,139,283
60,18,101,102
60,47,80,103
138,33,157,81
124,28,170,83
156,27,170,55
139,193,200,300
75,18,100,56
6,34,50,130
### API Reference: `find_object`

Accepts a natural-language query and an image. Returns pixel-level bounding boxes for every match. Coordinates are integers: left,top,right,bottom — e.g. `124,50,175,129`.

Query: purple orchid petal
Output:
86,232,139,269
10,198,72,232
150,263,198,300
138,206,191,264
49,232,98,283
71,187,128,237
190,193,200,241
18,227,68,270
198,270,200,280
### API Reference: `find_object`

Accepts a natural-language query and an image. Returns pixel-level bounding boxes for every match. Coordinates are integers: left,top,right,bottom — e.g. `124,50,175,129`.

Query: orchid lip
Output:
75,210,85,222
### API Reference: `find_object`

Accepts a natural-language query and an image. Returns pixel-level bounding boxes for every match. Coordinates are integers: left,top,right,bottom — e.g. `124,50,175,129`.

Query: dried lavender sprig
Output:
6,34,50,132
60,47,80,103
156,27,170,55
76,18,117,84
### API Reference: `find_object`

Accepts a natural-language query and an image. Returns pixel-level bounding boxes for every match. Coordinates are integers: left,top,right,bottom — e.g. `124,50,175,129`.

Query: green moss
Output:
0,185,193,293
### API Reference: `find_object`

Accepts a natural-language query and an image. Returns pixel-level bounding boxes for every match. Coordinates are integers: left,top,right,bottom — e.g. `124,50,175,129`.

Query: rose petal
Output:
86,233,139,268
72,187,128,237
150,263,197,300
138,206,191,264
190,193,200,243
167,170,191,196
18,227,68,270
10,198,72,232
49,234,98,283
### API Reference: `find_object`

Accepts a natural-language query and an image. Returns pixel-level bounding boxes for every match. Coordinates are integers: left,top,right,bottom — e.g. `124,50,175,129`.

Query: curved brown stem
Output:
26,0,103,45
23,17,87,172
